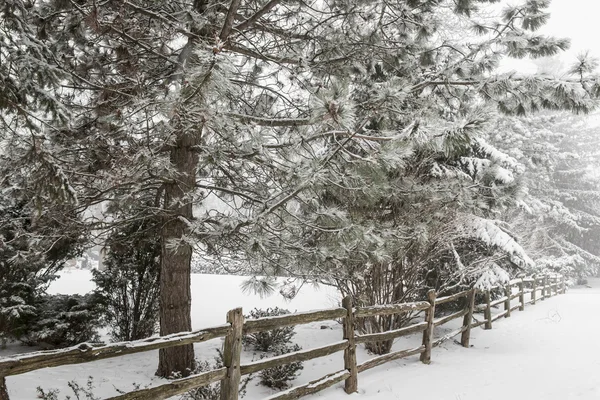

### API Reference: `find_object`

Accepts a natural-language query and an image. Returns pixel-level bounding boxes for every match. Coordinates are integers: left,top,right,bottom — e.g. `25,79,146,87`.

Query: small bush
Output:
92,217,161,342
259,344,304,390
242,307,295,352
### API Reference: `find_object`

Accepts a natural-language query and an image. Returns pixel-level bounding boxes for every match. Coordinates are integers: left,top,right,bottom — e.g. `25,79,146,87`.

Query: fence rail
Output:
0,274,567,400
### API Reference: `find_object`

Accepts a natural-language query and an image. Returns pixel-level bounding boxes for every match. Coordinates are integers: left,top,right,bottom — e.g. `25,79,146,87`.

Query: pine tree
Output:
488,112,600,281
0,165,85,345
2,0,600,370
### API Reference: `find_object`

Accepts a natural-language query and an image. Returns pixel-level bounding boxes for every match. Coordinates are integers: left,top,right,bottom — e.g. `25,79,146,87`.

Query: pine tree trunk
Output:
156,128,199,378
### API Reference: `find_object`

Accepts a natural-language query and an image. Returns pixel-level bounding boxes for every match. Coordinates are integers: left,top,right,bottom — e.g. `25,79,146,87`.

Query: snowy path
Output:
311,280,600,400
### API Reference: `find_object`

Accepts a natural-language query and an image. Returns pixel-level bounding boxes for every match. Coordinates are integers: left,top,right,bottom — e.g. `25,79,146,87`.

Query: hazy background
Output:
501,0,599,73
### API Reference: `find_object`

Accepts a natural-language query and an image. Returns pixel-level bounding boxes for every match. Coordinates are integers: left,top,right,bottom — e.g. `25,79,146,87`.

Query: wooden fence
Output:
0,274,566,400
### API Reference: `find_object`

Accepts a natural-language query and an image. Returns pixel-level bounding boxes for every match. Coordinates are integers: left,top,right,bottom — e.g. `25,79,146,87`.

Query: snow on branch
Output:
456,214,534,268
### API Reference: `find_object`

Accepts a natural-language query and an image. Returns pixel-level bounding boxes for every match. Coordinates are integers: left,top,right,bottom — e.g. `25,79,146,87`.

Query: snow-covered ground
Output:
2,271,597,400
314,281,600,400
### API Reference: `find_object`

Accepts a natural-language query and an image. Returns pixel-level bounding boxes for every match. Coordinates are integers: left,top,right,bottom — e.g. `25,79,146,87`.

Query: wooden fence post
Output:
532,277,537,305
420,290,436,363
0,376,8,400
518,279,525,311
561,275,566,294
342,296,358,393
220,308,243,400
460,289,476,348
484,290,492,330
542,276,548,300
504,285,511,318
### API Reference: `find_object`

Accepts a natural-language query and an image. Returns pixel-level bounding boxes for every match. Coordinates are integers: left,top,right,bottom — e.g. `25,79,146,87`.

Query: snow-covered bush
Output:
534,255,595,285
22,294,103,348
258,344,304,390
242,308,296,352
92,217,160,341
0,186,86,346
242,308,303,390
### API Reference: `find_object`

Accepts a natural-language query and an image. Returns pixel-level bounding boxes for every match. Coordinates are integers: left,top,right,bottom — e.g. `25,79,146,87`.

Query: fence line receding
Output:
0,274,567,400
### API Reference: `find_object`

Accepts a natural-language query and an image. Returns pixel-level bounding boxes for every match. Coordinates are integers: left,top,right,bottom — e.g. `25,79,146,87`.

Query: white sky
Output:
543,0,599,61
500,0,600,74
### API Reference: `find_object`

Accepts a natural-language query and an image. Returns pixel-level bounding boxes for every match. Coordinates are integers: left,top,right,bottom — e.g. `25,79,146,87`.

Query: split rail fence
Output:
0,274,566,400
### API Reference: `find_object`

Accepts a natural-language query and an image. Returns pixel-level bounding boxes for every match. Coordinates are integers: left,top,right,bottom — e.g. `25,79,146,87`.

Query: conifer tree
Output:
489,112,600,281
2,0,599,371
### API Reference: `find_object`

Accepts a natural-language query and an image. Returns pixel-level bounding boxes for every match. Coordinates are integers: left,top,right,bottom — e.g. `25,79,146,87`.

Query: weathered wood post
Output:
342,296,358,393
0,377,8,400
561,275,566,294
504,285,511,318
532,277,537,305
420,290,436,363
552,276,558,296
220,308,243,400
460,289,476,347
484,290,492,330
542,275,548,300
518,278,525,311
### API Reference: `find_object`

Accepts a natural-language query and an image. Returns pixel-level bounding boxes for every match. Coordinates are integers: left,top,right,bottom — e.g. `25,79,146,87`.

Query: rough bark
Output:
420,290,436,364
220,308,243,400
357,346,425,373
484,290,492,330
504,285,511,318
0,325,228,377
460,289,476,347
0,377,8,400
342,296,358,393
518,279,525,311
240,341,348,375
243,308,346,334
106,368,227,400
157,127,200,378
264,370,350,400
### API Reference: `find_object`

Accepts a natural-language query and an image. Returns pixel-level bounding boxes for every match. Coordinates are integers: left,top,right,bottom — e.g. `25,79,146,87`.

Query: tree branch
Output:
227,113,311,127
220,0,243,42
234,0,283,32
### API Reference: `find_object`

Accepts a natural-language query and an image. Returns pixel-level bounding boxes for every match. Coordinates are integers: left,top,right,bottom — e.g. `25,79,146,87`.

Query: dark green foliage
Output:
259,344,304,390
93,218,161,342
242,308,296,352
0,191,85,344
0,196,90,349
22,294,103,348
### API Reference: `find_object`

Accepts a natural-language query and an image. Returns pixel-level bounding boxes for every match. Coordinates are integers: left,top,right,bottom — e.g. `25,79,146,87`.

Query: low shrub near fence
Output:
0,274,566,400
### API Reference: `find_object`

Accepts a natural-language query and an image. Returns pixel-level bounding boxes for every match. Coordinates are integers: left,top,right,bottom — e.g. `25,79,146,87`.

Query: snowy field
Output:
2,271,598,400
